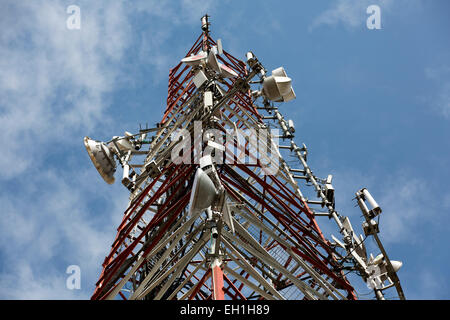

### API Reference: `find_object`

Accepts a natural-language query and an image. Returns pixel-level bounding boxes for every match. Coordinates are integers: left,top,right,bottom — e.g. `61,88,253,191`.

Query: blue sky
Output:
0,0,449,299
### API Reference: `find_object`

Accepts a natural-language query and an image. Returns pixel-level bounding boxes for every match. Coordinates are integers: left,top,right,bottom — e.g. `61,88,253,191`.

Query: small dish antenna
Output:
84,136,116,184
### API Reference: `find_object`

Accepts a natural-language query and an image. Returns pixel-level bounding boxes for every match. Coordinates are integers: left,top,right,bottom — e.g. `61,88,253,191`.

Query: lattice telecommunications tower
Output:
84,15,405,300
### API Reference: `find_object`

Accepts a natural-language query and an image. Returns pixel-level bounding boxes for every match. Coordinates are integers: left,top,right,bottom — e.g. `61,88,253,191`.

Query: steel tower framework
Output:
88,16,404,300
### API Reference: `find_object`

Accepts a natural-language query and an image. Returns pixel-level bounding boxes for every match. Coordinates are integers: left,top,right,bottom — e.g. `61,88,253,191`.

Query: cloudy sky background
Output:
0,0,449,299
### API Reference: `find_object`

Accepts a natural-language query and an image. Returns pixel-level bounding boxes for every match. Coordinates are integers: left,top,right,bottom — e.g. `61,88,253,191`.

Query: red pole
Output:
211,258,225,300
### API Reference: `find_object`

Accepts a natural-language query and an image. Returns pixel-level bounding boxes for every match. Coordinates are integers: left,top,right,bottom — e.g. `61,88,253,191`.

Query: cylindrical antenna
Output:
201,14,211,52
201,14,210,33
361,188,382,217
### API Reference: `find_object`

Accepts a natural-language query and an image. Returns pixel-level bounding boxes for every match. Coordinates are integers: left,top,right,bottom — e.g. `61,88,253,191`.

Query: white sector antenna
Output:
262,67,296,102
188,168,218,216
207,51,221,73
219,63,238,78
181,51,208,67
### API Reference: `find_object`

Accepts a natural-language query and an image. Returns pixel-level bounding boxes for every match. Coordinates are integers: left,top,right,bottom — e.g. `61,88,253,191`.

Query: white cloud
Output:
0,1,132,179
329,167,445,246
320,167,450,298
419,270,447,299
0,1,133,298
131,0,220,83
0,167,128,299
375,175,430,244
0,0,222,299
403,269,445,300
425,66,450,118
0,263,78,300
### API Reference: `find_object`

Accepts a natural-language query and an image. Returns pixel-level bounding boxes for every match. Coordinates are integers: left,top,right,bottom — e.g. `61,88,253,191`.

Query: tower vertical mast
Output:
85,15,404,301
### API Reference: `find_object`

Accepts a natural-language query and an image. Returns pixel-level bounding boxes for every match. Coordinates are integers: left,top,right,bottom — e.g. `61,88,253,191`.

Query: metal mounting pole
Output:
355,191,406,300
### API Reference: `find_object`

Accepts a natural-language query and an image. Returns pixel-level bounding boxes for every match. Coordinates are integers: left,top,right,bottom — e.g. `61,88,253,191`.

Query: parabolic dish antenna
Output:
84,136,116,184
